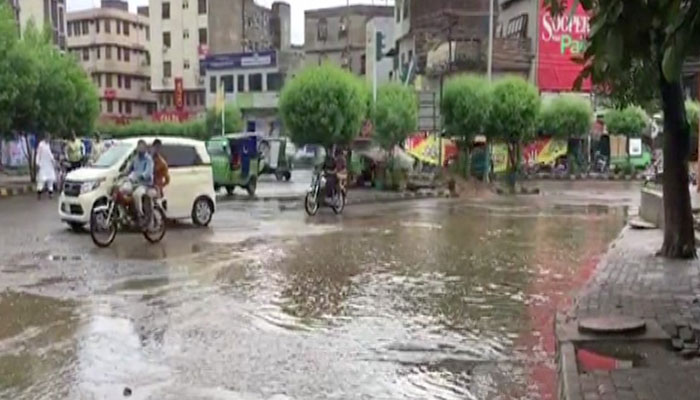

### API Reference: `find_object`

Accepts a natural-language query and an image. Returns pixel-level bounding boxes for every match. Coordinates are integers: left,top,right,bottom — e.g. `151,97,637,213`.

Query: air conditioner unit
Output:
162,77,170,84
162,46,169,53
197,76,205,85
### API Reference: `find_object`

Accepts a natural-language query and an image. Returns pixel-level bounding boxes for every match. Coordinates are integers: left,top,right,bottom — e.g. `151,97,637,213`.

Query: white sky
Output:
67,0,395,45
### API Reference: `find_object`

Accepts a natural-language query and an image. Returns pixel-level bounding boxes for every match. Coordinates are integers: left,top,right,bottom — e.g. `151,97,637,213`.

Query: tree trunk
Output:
22,133,37,183
507,142,518,193
658,73,696,258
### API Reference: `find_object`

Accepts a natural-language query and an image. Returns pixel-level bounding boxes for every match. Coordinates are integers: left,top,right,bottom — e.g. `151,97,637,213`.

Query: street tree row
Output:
0,1,100,179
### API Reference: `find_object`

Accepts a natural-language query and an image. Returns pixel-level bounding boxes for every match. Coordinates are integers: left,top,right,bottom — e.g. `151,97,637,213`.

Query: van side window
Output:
160,144,202,167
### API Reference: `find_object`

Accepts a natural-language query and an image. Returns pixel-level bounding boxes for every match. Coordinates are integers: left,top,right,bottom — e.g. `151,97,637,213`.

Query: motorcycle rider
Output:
322,147,346,199
127,140,154,226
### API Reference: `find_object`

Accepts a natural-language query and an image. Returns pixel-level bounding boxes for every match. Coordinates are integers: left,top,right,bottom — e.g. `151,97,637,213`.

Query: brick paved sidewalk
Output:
558,227,700,400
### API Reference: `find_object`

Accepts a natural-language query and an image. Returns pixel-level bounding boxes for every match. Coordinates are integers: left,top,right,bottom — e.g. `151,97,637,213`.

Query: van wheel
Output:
225,185,234,195
192,197,214,227
283,171,291,181
246,177,257,197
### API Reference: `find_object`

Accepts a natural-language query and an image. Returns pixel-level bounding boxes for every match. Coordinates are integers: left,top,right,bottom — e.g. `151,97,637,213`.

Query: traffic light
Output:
376,31,385,62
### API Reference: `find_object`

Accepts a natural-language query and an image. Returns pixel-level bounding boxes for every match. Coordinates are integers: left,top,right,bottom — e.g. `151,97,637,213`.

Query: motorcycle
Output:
89,178,166,247
304,169,346,216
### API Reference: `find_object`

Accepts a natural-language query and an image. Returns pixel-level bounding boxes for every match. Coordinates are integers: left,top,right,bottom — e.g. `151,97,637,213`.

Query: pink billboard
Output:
537,0,592,92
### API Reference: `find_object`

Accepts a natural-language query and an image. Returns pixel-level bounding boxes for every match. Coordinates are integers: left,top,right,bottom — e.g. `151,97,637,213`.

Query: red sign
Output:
104,89,117,99
152,110,191,123
537,0,591,92
174,77,184,110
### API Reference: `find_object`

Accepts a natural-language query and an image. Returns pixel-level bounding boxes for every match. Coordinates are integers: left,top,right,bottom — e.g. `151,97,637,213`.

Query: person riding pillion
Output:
152,139,170,196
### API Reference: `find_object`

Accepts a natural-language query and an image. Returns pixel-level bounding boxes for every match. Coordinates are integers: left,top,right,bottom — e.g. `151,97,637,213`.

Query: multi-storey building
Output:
149,0,209,117
67,0,156,124
17,0,67,49
304,5,393,76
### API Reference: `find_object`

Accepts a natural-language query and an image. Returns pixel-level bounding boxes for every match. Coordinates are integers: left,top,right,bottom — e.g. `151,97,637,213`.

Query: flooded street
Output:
0,182,637,399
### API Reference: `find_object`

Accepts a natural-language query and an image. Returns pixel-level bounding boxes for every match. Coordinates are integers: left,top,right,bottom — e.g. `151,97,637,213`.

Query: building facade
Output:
304,5,393,76
67,0,156,123
208,0,291,55
149,0,209,117
17,0,67,49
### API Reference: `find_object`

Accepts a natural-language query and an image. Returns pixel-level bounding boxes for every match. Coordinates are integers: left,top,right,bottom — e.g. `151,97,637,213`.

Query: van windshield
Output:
207,141,228,157
93,143,132,168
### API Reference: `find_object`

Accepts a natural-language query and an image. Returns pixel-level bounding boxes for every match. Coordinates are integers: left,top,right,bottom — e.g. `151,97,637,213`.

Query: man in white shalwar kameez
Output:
36,135,56,199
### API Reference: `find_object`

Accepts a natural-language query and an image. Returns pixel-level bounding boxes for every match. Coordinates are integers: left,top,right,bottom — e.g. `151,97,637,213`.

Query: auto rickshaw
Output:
207,133,260,196
258,137,293,181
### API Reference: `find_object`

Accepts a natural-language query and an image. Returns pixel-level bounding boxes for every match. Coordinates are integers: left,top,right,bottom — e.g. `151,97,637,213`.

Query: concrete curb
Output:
0,184,34,198
557,341,583,400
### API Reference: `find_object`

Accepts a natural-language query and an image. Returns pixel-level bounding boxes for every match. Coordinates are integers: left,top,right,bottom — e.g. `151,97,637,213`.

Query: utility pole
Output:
487,0,494,81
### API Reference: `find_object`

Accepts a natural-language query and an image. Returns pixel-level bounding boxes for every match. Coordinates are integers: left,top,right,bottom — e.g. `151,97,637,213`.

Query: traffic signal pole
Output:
373,27,378,104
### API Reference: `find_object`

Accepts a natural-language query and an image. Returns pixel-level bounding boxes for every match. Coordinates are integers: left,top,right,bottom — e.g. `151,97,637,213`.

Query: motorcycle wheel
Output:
90,205,117,247
331,191,345,215
143,206,166,243
305,192,319,216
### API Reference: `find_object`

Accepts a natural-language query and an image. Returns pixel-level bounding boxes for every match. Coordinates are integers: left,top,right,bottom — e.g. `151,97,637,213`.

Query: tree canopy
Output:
372,83,417,151
279,64,368,148
686,100,700,137
604,106,647,137
440,75,490,142
487,76,540,144
205,104,243,138
539,95,593,138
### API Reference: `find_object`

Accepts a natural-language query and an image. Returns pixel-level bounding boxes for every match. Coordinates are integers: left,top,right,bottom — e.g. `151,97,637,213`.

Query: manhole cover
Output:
578,316,646,334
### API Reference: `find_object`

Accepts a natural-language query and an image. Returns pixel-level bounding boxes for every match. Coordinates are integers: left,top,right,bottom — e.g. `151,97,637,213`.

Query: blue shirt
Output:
130,152,154,185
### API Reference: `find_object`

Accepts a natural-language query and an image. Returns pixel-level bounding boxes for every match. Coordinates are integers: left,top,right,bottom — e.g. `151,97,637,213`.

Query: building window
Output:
146,26,150,40
184,59,190,69
198,28,207,45
106,73,113,88
118,100,123,114
338,16,348,40
183,29,189,39
360,54,366,75
125,101,132,114
237,75,245,92
104,19,111,33
106,45,112,59
118,75,122,88
125,76,131,89
95,18,100,33
266,73,282,91
198,0,206,14
505,14,528,39
82,48,89,61
163,31,171,47
107,100,113,113
396,2,400,22
67,21,72,36
93,74,100,87
96,46,101,59
317,17,327,41
123,20,129,35
163,61,172,78
249,73,262,92
222,75,233,93
183,0,189,9
199,92,205,106
124,48,130,62
117,47,122,60
116,19,121,34
81,20,88,35
209,76,217,93
403,0,409,18
162,2,170,19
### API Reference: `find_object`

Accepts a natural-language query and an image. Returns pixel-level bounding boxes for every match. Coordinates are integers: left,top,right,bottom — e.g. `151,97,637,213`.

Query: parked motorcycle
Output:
89,178,166,247
304,170,346,216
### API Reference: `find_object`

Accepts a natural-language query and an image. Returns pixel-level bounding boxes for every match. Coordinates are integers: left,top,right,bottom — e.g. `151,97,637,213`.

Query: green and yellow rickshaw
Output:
207,133,260,196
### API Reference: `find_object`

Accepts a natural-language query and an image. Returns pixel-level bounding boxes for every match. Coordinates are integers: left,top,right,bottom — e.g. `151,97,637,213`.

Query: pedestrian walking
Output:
36,134,57,199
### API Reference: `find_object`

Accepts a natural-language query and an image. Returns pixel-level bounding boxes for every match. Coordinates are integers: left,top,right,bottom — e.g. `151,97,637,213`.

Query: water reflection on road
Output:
0,192,628,400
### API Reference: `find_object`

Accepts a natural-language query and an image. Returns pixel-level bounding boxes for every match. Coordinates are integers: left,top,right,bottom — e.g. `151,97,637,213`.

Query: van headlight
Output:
80,179,104,194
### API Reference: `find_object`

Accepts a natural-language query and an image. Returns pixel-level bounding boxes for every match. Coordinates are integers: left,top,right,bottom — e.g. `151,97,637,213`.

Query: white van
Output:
58,137,216,231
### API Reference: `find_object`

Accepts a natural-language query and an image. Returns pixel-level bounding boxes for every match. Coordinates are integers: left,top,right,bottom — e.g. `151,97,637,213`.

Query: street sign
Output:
375,31,385,62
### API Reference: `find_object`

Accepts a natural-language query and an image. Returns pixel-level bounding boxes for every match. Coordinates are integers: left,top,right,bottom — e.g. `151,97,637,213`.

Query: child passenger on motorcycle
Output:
322,148,347,198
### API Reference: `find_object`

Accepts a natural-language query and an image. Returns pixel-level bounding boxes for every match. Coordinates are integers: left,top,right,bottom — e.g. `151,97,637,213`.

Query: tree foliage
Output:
604,106,647,137
279,64,368,148
205,104,243,137
488,77,540,144
441,75,490,142
539,95,593,138
686,100,700,136
372,83,417,151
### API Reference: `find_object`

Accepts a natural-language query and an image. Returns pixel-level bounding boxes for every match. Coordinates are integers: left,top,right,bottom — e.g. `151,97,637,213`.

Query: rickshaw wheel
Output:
246,177,257,197
283,171,291,181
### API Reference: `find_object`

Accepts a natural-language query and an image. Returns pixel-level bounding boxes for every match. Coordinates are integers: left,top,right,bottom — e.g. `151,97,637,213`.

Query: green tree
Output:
372,83,417,151
205,103,243,138
279,64,368,149
686,100,700,137
546,0,699,258
487,76,540,191
539,95,593,171
441,75,490,178
604,106,647,138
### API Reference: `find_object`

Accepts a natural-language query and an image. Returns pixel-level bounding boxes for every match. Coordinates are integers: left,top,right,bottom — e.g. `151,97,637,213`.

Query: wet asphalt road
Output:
0,181,640,400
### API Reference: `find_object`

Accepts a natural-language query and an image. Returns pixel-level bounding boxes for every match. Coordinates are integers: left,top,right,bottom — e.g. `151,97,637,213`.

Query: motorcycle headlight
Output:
80,179,104,194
